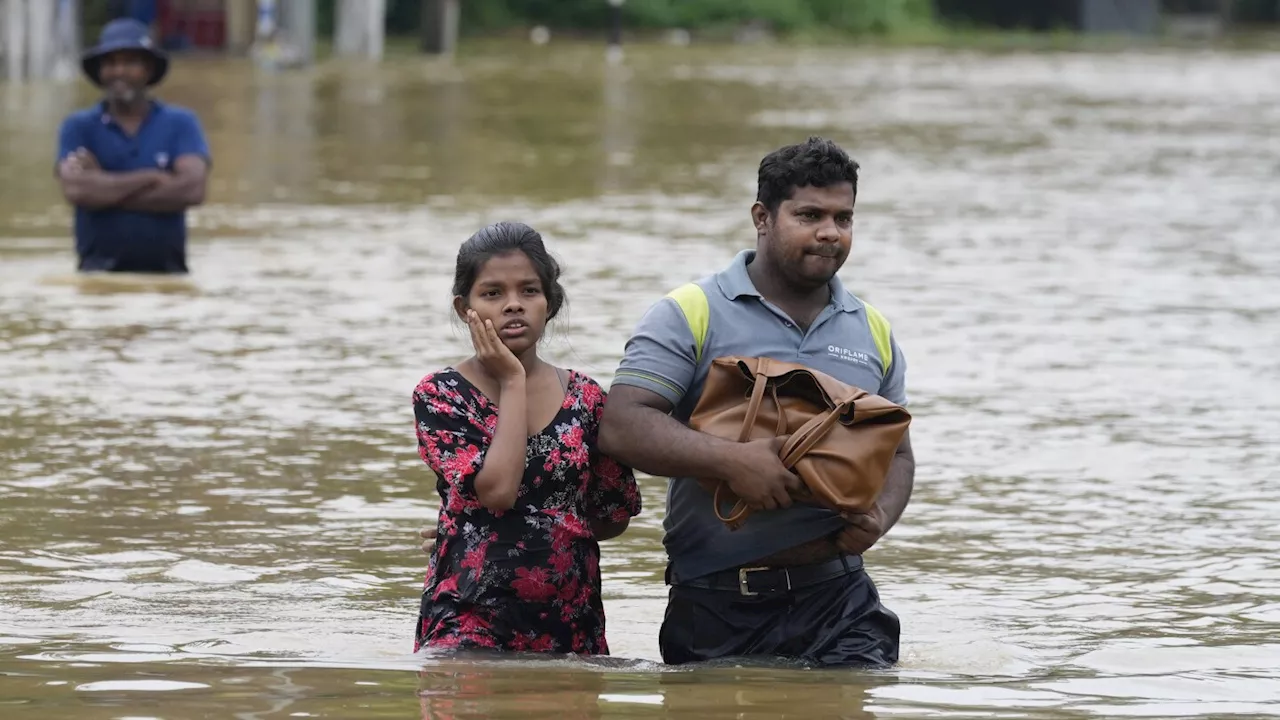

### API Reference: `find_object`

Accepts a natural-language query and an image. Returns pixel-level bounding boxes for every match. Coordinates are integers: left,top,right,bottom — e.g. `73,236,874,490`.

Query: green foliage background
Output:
337,0,941,36
80,1,1279,43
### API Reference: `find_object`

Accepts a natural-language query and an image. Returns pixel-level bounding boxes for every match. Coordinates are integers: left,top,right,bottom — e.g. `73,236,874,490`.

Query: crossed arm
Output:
57,148,207,213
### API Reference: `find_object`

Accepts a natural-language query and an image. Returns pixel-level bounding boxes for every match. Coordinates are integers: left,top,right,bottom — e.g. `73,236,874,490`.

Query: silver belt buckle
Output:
738,566,790,596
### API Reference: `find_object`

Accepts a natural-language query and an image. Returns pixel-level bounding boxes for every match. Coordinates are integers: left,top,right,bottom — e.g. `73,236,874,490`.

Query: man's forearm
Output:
878,450,915,533
63,170,162,209
598,403,734,481
116,174,206,213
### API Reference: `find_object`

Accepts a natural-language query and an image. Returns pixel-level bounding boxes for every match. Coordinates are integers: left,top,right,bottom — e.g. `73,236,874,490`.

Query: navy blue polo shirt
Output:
55,100,210,273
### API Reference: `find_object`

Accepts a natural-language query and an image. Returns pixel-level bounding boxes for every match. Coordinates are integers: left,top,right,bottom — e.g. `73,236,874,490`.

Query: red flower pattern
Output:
511,566,559,603
411,368,641,656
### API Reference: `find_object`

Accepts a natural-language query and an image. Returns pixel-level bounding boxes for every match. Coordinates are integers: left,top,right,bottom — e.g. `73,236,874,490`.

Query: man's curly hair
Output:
756,136,860,215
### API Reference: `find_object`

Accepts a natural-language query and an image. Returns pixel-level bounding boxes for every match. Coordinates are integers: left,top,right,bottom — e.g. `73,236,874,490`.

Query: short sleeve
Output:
413,376,491,496
609,296,699,408
877,332,909,407
586,389,642,523
54,116,85,175
587,450,641,524
172,110,212,166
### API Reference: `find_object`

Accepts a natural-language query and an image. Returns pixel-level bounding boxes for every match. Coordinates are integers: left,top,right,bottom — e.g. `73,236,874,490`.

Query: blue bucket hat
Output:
81,19,169,87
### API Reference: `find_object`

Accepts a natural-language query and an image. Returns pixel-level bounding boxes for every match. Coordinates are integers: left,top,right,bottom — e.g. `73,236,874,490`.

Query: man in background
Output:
55,17,210,274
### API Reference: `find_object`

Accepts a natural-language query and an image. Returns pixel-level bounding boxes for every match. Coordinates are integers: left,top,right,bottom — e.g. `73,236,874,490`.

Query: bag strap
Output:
770,383,787,435
779,399,851,469
714,359,792,526
713,483,750,525
715,359,768,525
738,358,771,442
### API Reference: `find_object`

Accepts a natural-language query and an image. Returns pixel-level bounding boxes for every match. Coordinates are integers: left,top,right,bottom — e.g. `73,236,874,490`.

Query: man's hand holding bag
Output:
688,356,911,530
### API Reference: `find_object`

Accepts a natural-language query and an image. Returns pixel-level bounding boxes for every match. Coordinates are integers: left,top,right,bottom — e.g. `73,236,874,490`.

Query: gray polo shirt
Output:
612,249,909,582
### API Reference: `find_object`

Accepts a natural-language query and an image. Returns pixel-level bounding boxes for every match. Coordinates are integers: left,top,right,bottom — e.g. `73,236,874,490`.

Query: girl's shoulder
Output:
415,366,461,391
413,367,473,407
564,369,610,414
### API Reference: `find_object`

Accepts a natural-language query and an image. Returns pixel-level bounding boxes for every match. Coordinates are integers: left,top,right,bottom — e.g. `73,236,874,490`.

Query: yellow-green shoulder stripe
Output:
666,282,710,363
862,301,893,374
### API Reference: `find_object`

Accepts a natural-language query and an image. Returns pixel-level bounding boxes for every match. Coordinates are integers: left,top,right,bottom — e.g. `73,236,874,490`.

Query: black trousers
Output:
658,565,900,667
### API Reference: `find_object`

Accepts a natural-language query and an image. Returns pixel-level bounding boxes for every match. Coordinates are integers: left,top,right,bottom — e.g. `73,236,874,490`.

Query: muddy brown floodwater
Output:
2,40,1279,719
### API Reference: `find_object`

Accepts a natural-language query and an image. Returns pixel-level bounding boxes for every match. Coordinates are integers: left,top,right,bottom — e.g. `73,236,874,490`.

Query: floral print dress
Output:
412,367,642,655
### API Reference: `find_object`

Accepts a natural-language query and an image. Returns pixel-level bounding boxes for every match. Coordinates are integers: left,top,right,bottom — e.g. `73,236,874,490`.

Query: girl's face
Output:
456,251,549,356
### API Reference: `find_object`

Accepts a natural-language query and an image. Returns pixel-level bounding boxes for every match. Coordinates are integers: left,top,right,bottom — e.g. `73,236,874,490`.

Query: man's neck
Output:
105,98,150,121
746,254,831,312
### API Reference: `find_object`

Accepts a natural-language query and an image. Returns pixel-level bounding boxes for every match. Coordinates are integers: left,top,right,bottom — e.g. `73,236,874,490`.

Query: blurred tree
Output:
311,0,1273,38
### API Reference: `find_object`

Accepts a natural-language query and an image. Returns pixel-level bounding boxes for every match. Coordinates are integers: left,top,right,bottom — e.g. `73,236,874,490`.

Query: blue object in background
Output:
128,0,158,27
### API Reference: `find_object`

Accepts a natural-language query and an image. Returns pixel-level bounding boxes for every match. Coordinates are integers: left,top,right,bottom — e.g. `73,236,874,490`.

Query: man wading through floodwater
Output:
54,18,211,275
598,137,914,666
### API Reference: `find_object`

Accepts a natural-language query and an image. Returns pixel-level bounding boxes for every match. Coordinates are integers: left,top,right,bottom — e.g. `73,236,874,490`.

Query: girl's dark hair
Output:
451,221,567,320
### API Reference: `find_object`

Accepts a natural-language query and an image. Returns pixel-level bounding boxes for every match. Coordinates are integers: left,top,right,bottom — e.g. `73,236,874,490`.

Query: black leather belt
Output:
673,555,862,597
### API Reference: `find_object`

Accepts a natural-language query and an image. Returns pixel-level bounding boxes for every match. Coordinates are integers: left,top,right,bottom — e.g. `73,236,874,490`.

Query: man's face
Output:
98,50,152,104
753,183,856,291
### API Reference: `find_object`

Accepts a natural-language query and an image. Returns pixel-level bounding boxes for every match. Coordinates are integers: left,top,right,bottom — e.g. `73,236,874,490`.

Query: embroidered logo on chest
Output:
827,345,872,367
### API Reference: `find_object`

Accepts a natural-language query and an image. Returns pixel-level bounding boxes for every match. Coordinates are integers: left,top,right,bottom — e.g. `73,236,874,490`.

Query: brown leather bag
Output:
688,356,912,530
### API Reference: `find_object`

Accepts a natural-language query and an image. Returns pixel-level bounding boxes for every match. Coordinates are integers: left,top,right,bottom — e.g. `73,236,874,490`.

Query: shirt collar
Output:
715,249,862,314
98,99,162,126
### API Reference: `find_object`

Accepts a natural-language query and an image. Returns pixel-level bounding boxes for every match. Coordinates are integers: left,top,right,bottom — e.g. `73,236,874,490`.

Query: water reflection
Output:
598,55,636,195
415,660,882,720
657,666,877,719
249,69,318,203
422,61,469,181
2,39,1280,720
417,662,609,719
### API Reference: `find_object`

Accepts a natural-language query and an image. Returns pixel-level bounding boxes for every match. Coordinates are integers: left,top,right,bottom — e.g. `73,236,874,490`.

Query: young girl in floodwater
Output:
412,221,641,655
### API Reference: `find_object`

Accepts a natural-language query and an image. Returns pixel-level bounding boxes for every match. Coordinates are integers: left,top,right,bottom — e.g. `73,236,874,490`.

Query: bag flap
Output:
725,356,864,406
713,355,907,425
